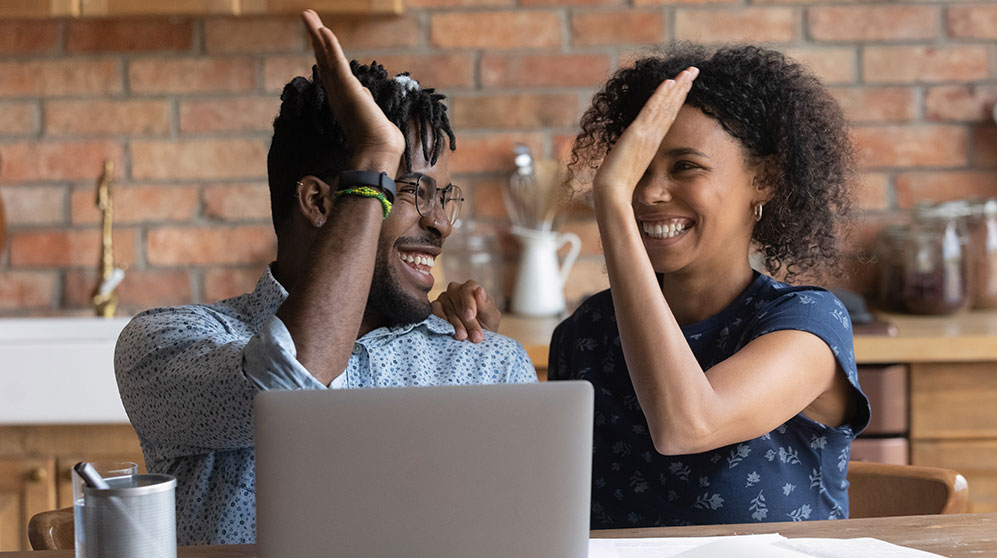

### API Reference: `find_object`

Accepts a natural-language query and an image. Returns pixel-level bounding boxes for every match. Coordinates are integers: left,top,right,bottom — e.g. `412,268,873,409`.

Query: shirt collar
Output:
360,313,456,340
250,263,289,320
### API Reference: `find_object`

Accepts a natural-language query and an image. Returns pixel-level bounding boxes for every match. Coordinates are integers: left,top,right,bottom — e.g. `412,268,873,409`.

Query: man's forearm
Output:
276,196,384,385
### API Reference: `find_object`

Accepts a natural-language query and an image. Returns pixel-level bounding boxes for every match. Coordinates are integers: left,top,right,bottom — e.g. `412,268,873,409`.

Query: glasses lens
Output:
415,176,435,216
444,185,463,225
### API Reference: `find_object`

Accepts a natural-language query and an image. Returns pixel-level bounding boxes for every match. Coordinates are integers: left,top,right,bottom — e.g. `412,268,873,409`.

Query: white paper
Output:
774,537,946,558
589,534,946,558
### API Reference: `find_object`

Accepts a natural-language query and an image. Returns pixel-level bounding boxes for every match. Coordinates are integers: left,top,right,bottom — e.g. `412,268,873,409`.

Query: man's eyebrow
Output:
664,147,710,159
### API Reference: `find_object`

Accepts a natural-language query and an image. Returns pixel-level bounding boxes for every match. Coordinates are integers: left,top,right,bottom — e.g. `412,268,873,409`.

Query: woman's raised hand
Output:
432,280,502,343
301,10,405,170
591,67,699,205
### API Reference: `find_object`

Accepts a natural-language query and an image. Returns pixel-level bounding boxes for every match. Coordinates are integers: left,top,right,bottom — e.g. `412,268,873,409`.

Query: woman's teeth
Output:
399,252,435,274
642,221,688,239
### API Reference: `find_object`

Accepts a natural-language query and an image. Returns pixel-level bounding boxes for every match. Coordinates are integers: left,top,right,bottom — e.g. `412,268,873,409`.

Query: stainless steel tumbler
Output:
83,473,177,558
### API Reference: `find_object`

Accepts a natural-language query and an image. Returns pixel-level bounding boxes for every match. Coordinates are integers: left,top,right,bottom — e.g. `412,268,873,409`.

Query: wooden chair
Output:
27,506,74,550
847,460,969,518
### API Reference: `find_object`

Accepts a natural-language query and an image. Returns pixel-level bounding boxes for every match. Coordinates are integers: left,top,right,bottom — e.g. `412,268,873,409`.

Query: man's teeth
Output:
642,221,687,239
399,252,436,270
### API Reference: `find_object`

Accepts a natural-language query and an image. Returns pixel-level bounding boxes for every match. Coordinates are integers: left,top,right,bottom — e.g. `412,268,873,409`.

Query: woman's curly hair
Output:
570,43,855,282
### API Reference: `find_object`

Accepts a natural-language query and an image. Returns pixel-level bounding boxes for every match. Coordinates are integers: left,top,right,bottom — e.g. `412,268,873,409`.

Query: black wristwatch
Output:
338,170,396,204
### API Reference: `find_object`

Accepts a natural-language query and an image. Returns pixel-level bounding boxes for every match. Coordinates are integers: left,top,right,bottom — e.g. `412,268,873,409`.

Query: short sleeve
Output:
745,289,871,434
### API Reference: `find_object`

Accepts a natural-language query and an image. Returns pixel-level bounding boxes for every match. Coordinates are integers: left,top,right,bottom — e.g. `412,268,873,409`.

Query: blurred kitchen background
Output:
0,0,994,316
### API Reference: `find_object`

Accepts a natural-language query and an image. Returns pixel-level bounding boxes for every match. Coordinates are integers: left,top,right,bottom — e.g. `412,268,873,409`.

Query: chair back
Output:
847,460,968,518
27,506,74,550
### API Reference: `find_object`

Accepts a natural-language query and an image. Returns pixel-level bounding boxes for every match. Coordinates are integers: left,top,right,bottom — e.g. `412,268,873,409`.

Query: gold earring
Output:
753,203,764,222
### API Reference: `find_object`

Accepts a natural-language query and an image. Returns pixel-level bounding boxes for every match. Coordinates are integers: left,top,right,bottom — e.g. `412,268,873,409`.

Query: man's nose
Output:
420,200,451,238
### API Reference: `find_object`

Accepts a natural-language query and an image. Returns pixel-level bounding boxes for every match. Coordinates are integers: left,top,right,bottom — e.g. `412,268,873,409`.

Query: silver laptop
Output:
254,381,593,558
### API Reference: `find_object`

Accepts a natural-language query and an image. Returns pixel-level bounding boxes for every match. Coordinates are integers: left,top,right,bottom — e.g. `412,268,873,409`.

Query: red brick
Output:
636,0,735,4
783,47,856,85
854,173,889,211
452,94,579,130
0,60,122,97
71,185,199,225
63,269,192,310
205,17,302,53
0,21,59,54
675,8,796,43
863,46,989,84
0,272,57,309
9,228,137,267
66,19,192,53
895,171,997,208
263,53,474,92
179,97,280,134
407,0,510,6
204,267,265,301
948,4,997,39
465,175,510,219
972,125,997,168
809,6,937,41
146,226,275,266
830,87,916,123
523,0,620,5
450,133,545,174
925,86,997,122
45,100,171,136
129,58,256,94
320,15,420,49
0,102,37,135
482,53,611,88
0,186,66,226
131,139,268,181
571,10,666,46
0,141,124,182
852,126,969,169
430,11,561,49
202,183,272,221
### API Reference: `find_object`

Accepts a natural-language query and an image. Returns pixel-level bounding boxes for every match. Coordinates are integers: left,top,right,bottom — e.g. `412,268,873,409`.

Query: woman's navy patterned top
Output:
549,272,871,529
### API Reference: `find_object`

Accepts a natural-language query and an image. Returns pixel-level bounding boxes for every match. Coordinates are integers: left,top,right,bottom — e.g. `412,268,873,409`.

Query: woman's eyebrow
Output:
664,147,710,159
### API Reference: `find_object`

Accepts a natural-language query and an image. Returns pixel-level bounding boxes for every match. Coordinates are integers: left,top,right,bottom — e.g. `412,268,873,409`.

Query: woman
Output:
437,43,870,528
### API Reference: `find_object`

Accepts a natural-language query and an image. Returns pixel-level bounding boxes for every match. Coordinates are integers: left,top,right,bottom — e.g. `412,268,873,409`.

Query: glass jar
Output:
440,220,505,311
968,199,997,309
875,224,909,312
902,203,970,315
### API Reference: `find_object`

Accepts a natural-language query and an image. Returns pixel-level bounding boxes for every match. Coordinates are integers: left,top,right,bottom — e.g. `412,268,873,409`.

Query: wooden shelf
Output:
0,0,401,18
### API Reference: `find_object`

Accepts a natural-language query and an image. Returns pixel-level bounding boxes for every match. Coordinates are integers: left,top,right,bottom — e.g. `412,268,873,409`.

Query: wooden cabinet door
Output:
0,0,78,18
0,458,56,551
910,362,997,439
80,0,238,16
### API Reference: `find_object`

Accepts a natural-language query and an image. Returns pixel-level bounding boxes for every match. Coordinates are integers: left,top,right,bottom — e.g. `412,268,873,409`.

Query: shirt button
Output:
352,344,362,355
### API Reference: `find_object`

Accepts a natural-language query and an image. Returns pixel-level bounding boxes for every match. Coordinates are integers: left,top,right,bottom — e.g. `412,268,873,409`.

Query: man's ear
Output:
295,176,333,228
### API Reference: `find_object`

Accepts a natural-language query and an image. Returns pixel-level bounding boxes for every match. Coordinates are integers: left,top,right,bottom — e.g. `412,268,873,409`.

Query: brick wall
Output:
0,2,995,316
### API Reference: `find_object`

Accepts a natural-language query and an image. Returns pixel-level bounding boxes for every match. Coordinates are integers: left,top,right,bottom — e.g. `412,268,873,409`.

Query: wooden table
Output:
4,513,994,557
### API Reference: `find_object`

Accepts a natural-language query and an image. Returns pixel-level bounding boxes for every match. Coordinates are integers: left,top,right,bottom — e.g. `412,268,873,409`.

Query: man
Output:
115,12,535,545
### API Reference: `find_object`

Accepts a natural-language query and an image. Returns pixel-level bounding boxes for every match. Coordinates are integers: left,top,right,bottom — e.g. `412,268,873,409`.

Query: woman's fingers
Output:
474,287,502,333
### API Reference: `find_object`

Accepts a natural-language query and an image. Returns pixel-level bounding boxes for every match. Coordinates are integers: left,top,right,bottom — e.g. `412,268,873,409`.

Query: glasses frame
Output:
395,175,464,226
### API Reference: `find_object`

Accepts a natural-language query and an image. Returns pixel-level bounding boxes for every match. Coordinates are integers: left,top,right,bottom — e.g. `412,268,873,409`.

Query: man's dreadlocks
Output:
267,62,457,230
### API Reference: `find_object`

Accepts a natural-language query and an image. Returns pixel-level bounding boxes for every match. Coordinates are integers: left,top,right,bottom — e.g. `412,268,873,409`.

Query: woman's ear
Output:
751,158,776,204
295,176,333,228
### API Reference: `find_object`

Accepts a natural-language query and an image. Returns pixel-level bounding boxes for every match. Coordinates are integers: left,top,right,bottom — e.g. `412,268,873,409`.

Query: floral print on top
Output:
114,265,537,545
549,272,870,529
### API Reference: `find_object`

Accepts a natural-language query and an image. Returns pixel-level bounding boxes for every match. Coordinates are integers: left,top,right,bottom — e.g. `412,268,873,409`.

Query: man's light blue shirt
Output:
114,266,537,545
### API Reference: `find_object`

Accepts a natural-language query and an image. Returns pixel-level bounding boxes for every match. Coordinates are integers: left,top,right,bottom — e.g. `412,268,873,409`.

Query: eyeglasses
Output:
394,174,464,226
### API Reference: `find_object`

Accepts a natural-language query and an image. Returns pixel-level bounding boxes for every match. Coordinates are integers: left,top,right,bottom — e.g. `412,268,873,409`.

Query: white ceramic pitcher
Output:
510,226,581,317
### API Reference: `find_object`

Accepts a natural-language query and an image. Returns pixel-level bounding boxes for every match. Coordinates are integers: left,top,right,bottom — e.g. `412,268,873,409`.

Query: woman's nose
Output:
634,178,673,205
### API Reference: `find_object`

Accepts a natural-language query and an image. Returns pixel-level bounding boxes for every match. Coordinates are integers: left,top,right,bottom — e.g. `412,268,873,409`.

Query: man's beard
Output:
367,239,436,327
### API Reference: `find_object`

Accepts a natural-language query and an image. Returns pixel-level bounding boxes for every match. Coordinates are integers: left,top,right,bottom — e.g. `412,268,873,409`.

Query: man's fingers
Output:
439,294,468,340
